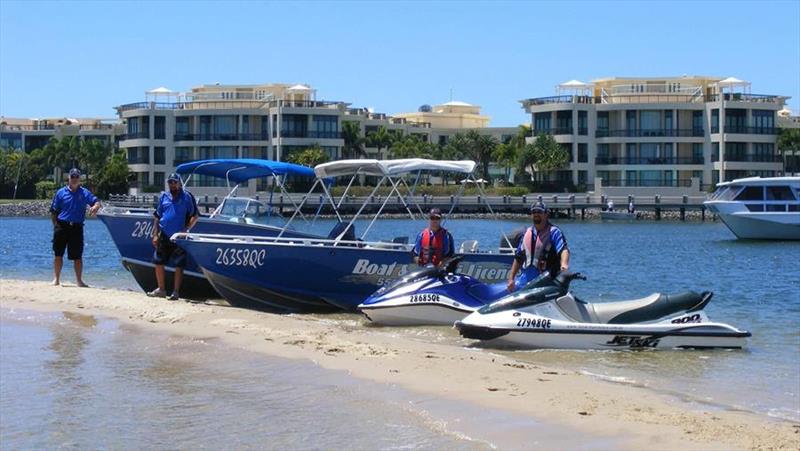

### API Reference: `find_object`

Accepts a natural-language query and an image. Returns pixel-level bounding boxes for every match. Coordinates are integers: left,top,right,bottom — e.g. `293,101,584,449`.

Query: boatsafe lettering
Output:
351,259,509,281
605,335,660,348
131,220,155,239
409,294,440,303
215,247,266,268
516,317,551,329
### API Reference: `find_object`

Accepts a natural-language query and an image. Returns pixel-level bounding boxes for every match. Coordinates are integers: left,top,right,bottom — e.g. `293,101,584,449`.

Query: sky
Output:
1,0,799,126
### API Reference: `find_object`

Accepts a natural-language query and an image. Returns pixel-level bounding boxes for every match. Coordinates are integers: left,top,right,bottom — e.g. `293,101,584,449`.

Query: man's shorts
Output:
52,220,84,260
153,234,187,268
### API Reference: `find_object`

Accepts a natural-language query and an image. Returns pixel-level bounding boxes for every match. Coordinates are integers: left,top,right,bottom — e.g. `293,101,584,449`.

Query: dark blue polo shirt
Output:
50,186,98,224
154,190,198,238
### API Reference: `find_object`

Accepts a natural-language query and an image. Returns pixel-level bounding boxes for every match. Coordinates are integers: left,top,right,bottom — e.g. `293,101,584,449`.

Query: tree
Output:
81,138,112,188
518,134,568,183
286,144,330,168
94,151,130,197
469,131,498,182
777,128,800,173
366,126,393,158
389,134,432,159
341,121,366,159
493,142,518,183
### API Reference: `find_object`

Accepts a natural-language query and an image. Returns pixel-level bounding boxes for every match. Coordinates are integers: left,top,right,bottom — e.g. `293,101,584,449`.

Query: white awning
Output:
288,84,312,91
558,79,589,88
146,86,176,94
717,77,749,87
314,158,476,178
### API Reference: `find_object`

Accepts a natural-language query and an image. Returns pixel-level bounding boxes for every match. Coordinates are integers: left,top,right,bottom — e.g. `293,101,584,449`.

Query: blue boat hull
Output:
98,211,315,299
176,237,516,312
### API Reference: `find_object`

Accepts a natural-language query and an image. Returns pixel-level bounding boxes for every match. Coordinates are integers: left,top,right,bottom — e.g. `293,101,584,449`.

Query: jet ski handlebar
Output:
554,271,587,291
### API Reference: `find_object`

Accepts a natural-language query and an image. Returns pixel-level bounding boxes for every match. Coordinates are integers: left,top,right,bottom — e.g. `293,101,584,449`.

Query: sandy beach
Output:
1,279,797,450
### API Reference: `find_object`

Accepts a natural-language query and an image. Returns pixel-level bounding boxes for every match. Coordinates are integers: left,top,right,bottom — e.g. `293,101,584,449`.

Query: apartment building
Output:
115,83,516,195
0,117,124,152
521,76,787,194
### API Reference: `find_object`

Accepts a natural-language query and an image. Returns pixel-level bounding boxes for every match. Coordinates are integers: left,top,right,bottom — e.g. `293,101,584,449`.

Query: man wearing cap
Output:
50,168,101,286
147,173,199,300
412,208,455,267
506,202,570,292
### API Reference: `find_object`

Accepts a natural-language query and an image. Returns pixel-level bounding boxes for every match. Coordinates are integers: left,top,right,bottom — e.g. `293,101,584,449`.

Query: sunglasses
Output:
429,217,441,220
168,180,179,184
69,175,80,179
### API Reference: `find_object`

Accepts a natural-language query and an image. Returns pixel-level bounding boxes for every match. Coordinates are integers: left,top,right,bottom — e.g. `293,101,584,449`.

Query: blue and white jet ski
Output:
358,256,539,326
455,272,751,350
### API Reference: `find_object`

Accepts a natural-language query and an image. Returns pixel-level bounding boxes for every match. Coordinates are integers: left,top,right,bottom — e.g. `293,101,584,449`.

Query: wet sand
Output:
1,279,798,450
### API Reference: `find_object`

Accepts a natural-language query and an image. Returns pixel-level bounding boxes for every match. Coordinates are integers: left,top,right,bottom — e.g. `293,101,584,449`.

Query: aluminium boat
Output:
98,159,320,299
704,176,800,240
174,158,519,312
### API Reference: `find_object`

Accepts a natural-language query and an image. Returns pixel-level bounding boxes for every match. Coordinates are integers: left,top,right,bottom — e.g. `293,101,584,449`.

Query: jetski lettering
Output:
410,294,440,303
605,335,660,348
516,317,552,329
671,313,702,324
215,248,266,268
461,264,510,281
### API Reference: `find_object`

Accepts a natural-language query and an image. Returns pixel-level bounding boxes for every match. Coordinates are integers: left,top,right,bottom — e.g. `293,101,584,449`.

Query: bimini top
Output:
176,159,316,183
314,158,476,178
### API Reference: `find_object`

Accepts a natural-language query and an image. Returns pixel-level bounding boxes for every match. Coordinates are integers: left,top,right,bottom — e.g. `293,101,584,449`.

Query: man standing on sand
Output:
506,202,570,292
50,168,101,286
147,173,199,301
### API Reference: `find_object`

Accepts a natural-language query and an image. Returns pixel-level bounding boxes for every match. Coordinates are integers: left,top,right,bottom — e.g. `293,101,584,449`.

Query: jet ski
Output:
455,272,750,350
358,256,537,326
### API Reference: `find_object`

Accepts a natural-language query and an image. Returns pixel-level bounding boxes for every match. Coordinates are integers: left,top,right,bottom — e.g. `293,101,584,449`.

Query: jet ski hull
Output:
360,298,474,326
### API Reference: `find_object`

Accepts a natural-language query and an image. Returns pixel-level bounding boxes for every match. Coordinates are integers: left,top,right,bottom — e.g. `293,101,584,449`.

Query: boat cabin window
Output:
217,198,265,218
734,186,764,201
766,186,796,201
710,186,742,201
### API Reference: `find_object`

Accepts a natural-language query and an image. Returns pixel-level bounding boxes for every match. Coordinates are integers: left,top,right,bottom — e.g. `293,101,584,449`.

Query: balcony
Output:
266,100,344,109
595,128,704,138
117,102,184,112
124,131,150,140
523,95,597,106
596,157,704,165
725,154,782,163
532,127,574,136
706,93,783,103
0,124,56,131
79,124,115,130
308,131,342,139
603,178,693,187
710,126,777,135
173,133,265,141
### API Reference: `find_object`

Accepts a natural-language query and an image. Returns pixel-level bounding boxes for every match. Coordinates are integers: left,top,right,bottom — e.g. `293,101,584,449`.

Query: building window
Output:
281,114,308,138
438,135,449,145
692,143,704,162
154,147,165,165
127,116,149,139
640,110,660,131
312,115,339,138
154,172,165,188
578,143,588,163
578,111,588,135
725,109,746,132
597,111,609,131
127,147,149,164
199,146,236,159
712,143,720,162
176,117,190,136
692,111,703,135
577,170,587,185
626,110,637,131
711,109,719,133
175,147,194,165
533,112,551,134
154,116,166,139
664,110,673,130
626,143,637,161
555,111,572,134
752,110,774,132
597,144,610,158
561,143,573,162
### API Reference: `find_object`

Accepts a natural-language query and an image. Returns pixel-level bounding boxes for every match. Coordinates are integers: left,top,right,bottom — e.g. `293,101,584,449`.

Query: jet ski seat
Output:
467,282,509,303
562,291,710,324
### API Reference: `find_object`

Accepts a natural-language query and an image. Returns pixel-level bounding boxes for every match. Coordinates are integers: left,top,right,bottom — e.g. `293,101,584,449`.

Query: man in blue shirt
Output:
147,173,199,300
50,168,101,286
506,202,570,292
412,208,455,267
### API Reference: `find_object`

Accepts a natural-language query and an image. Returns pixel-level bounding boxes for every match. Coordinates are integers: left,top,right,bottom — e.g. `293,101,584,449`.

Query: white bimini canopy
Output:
314,158,476,178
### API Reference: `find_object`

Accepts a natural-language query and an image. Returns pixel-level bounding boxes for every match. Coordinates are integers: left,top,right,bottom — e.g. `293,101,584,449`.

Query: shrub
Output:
35,180,58,199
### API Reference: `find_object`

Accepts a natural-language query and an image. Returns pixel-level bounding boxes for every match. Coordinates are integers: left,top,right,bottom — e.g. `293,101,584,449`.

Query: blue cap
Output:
429,208,443,219
530,202,547,213
69,168,81,178
167,173,182,183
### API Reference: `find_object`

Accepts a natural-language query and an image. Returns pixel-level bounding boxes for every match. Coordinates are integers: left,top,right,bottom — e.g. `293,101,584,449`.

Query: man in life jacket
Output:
412,208,455,267
506,202,570,292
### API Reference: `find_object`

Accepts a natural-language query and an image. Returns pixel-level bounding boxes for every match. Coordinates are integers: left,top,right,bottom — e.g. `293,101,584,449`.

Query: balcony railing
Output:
596,157,704,165
710,126,777,135
173,133,265,141
308,131,343,139
79,124,115,130
532,127,574,135
595,128,704,138
725,154,783,163
523,95,597,105
603,178,693,187
124,131,150,140
0,124,56,131
266,100,344,109
707,93,783,103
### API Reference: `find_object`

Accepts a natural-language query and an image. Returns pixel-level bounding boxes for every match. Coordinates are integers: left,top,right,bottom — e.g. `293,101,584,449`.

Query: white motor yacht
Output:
704,176,800,240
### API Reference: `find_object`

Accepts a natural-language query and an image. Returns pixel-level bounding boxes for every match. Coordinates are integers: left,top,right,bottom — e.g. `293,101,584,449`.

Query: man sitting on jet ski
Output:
506,202,570,292
412,208,455,268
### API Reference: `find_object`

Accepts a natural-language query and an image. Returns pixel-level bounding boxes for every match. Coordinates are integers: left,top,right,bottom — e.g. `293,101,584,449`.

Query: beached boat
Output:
174,159,518,312
98,159,320,299
704,176,800,240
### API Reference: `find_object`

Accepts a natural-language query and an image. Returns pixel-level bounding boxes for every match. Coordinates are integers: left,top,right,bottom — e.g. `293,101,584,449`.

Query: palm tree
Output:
518,134,568,184
341,121,365,159
777,128,800,174
492,142,518,183
367,126,393,158
463,130,497,182
286,144,330,167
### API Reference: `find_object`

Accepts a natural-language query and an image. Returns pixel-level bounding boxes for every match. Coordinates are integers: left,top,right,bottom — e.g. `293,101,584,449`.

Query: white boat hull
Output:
716,212,800,240
360,300,474,326
481,328,749,350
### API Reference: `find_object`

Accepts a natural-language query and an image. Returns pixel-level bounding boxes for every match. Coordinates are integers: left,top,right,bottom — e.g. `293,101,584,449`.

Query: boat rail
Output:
171,232,414,251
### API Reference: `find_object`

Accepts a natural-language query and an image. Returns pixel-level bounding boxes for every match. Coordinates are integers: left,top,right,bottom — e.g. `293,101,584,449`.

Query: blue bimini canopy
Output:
175,159,316,183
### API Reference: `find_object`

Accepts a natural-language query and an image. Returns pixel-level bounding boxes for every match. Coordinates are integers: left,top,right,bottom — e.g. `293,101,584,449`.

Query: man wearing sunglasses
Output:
50,168,101,286
412,208,455,267
147,173,198,300
506,202,570,292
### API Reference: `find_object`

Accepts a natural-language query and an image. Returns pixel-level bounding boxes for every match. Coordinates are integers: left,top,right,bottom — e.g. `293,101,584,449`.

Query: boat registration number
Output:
215,247,266,268
516,317,552,329
131,220,155,239
409,294,440,303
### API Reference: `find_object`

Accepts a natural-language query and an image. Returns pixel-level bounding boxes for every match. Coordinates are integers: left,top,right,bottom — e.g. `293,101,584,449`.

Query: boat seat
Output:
467,281,509,303
459,240,479,253
586,291,706,324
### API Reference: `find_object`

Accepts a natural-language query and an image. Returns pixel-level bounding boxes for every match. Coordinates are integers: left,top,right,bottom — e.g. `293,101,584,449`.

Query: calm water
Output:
0,216,798,424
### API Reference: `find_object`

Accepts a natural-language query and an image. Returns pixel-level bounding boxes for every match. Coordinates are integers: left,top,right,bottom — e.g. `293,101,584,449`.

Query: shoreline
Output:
1,279,797,450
